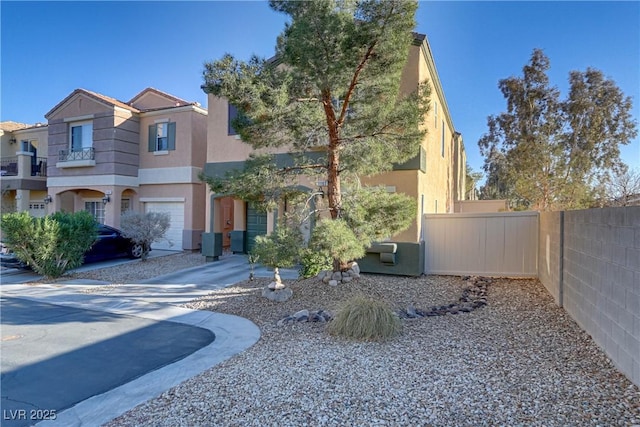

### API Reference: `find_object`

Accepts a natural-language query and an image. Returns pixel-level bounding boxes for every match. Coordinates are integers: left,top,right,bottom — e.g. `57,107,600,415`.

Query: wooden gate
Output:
423,211,539,277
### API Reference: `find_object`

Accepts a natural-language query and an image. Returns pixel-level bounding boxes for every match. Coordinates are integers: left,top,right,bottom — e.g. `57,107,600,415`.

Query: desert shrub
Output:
120,211,171,260
0,211,97,278
308,219,365,271
328,296,401,341
299,247,332,279
251,224,302,269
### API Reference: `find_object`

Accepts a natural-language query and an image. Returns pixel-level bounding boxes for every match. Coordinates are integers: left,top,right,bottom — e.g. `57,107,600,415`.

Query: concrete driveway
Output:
0,254,281,427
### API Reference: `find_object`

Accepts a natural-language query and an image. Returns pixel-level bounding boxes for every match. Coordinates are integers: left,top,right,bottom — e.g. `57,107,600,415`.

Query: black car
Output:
0,224,143,269
84,224,144,263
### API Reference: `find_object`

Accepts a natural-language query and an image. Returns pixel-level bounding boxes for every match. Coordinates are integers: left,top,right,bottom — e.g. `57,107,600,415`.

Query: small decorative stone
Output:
328,280,338,287
293,309,309,322
342,276,353,283
331,271,343,281
262,286,293,302
350,262,360,275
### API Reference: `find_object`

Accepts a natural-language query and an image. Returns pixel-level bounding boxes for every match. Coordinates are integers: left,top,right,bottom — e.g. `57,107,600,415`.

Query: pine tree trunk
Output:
322,89,342,270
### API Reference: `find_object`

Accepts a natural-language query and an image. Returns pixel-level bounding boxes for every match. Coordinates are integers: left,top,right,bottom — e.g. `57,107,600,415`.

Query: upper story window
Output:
441,120,445,158
228,104,238,136
434,102,438,128
148,122,176,152
58,120,94,164
70,121,93,152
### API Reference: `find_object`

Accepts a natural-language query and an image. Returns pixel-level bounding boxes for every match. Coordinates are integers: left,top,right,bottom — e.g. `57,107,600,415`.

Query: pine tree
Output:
202,0,429,271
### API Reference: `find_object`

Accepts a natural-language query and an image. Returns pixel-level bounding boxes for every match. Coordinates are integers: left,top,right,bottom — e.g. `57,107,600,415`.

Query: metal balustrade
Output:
58,147,95,161
0,157,18,176
31,157,47,176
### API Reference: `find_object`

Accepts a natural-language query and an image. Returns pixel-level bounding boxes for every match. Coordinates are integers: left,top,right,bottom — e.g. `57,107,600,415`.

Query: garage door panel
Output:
144,202,184,250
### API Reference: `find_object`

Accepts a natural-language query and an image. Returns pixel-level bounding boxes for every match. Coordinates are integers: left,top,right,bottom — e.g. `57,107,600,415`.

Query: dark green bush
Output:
251,224,303,269
299,248,332,279
308,219,365,271
328,296,401,341
1,211,97,278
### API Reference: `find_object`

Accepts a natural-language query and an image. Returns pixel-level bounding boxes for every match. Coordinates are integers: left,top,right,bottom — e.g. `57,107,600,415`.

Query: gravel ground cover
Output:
71,254,640,427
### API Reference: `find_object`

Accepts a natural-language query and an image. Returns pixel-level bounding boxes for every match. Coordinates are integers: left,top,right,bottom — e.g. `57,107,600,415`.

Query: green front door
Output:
246,204,267,253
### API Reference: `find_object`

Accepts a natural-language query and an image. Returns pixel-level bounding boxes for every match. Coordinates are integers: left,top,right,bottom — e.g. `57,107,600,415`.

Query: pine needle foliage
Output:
328,295,401,341
201,0,429,271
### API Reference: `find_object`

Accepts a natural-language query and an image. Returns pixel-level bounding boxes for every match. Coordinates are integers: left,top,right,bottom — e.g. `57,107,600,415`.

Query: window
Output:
70,121,93,152
121,198,131,213
441,121,445,158
148,122,176,152
85,201,105,224
156,123,168,151
434,102,438,127
228,103,239,136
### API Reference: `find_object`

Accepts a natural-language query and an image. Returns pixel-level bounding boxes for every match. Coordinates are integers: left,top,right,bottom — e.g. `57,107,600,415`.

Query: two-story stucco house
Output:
44,88,208,250
1,121,49,216
200,32,466,275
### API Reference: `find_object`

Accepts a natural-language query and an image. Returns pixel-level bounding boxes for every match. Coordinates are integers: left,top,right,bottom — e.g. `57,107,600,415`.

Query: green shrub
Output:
309,219,365,270
299,248,332,279
0,211,97,278
251,224,303,268
328,296,401,341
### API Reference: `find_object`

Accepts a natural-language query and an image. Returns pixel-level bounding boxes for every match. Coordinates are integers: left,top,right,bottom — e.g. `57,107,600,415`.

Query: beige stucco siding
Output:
205,95,291,163
139,108,208,169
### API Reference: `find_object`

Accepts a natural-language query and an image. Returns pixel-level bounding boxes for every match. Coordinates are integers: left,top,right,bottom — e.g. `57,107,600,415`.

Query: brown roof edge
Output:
0,121,31,132
44,88,139,119
128,87,194,107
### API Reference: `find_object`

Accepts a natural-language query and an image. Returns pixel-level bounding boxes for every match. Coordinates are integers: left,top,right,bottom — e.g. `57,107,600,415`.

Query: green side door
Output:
246,204,267,253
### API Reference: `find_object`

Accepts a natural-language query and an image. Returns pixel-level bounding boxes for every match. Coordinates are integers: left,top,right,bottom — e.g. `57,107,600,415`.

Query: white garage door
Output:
29,202,47,218
145,202,184,250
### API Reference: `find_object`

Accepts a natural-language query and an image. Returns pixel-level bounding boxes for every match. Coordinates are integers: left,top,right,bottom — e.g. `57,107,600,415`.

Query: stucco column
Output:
16,151,32,178
15,189,30,212
104,191,121,227
233,199,246,231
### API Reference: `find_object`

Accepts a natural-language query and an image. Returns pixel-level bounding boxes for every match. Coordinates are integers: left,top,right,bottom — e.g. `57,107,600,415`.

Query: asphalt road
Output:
0,297,215,427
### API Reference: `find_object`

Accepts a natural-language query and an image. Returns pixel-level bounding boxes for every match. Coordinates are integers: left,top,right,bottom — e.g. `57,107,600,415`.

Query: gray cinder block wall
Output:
539,207,640,387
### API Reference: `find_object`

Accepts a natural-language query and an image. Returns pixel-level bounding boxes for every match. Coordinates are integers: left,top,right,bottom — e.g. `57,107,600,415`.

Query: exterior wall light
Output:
102,195,111,205
43,195,52,204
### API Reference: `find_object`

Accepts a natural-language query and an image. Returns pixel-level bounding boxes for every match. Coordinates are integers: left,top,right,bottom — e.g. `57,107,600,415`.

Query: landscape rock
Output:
399,276,492,318
277,309,333,325
262,286,293,302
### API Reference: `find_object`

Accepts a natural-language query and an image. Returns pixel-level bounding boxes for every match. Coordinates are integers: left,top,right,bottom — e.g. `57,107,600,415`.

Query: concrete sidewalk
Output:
0,254,295,427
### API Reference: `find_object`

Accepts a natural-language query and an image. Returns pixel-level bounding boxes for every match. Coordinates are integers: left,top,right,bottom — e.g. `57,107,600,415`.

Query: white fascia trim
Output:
140,197,185,203
138,167,202,185
63,114,94,123
47,175,140,188
140,105,208,118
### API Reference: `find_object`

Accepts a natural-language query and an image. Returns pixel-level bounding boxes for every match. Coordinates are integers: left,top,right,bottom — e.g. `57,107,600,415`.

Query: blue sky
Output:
1,1,639,177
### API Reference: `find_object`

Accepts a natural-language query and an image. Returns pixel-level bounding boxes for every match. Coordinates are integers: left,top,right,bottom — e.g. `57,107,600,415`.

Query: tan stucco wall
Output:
130,91,184,111
139,108,208,169
205,95,290,163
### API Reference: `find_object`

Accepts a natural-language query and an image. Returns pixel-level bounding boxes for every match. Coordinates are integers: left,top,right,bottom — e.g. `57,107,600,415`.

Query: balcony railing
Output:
59,147,95,162
0,157,18,176
0,156,47,177
32,157,47,177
